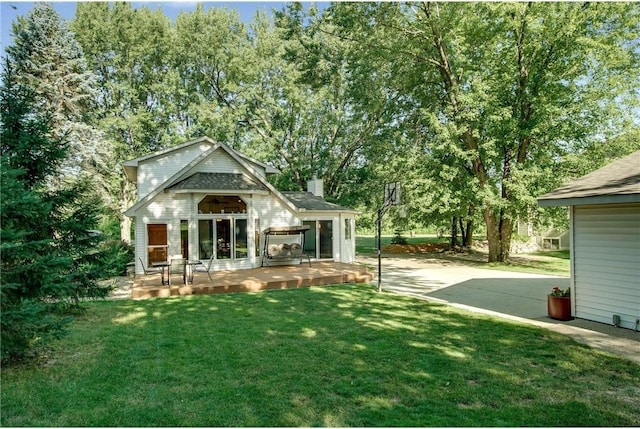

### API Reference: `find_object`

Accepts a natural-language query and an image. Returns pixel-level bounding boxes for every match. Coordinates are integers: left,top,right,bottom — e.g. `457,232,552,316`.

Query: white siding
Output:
241,158,267,178
253,194,298,229
138,143,212,198
194,147,253,175
573,203,640,329
134,217,146,274
133,193,191,274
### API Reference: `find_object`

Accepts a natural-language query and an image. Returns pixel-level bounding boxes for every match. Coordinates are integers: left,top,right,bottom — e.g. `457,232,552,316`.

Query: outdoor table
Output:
185,260,201,284
151,261,171,286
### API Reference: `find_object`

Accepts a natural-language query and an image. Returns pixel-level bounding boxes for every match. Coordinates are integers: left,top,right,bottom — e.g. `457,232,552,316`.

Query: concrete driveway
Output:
360,255,565,318
358,255,640,364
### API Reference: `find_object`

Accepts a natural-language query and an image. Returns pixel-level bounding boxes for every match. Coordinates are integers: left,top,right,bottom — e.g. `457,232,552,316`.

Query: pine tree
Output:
5,2,109,183
0,68,111,363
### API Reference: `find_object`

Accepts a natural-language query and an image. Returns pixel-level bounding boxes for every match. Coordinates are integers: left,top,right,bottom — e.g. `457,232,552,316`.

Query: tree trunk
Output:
450,216,458,249
462,218,474,247
120,179,135,244
499,214,513,262
484,208,513,262
484,209,501,262
463,203,475,247
120,215,132,243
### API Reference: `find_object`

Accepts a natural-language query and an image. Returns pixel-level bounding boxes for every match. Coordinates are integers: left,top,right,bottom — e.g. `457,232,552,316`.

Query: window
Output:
198,195,246,214
344,218,352,240
198,220,214,259
319,220,333,259
255,219,261,256
216,219,231,259
235,219,248,259
198,218,248,260
303,221,316,257
180,220,189,259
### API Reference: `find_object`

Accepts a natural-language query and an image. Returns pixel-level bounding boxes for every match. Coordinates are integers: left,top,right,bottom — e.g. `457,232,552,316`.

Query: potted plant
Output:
547,286,572,321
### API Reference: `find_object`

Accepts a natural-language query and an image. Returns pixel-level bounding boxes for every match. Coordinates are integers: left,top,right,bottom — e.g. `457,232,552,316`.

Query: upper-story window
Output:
198,195,246,214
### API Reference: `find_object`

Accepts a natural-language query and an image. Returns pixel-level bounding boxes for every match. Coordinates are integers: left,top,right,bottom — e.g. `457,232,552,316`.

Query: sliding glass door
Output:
303,220,333,260
319,220,333,259
198,218,247,261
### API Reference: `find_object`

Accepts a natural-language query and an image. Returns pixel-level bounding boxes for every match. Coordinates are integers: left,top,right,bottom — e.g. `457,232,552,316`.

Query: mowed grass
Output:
358,235,571,277
2,285,639,427
356,235,448,254
483,256,569,276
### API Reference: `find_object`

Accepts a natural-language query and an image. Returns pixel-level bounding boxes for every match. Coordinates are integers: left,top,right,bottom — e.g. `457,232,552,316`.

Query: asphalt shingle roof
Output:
167,174,354,212
538,150,640,206
281,191,354,212
167,172,268,192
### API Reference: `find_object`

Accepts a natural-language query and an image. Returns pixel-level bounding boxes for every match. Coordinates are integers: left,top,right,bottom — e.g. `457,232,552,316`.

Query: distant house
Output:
124,136,357,275
515,219,570,251
538,150,640,330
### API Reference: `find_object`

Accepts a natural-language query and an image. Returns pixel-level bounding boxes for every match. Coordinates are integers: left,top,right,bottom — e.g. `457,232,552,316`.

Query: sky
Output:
1,1,305,53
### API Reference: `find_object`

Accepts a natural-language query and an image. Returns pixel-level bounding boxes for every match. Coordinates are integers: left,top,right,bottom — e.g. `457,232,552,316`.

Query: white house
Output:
538,150,640,330
124,136,357,275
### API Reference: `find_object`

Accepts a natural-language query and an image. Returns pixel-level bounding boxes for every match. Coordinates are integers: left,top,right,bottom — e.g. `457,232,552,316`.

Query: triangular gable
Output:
124,141,298,217
123,136,278,182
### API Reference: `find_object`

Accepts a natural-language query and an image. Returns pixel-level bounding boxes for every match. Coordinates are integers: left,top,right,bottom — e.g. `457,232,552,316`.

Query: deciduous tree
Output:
331,2,640,261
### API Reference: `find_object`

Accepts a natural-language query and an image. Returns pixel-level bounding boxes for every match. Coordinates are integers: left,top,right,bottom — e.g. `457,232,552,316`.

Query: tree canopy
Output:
5,1,640,262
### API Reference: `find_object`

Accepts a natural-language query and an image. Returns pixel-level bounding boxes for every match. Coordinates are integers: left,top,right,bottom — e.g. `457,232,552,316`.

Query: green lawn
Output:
480,254,570,277
3,285,639,426
451,251,570,277
358,235,571,277
356,234,448,254
535,249,571,260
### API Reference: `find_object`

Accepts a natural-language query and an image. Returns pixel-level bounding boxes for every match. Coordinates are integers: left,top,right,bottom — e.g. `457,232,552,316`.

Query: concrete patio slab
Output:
359,255,640,364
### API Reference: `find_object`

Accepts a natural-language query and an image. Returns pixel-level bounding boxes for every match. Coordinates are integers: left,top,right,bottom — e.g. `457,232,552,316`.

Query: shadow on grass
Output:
2,285,638,427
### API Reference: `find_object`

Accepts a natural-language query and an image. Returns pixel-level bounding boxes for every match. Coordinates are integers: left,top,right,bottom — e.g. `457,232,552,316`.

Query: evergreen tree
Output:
6,2,109,184
0,68,111,363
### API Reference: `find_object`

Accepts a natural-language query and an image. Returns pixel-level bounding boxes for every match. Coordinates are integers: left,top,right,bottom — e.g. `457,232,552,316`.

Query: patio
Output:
131,261,374,299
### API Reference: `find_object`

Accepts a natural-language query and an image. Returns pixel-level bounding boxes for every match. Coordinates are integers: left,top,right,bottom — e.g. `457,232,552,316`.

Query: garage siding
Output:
573,204,640,329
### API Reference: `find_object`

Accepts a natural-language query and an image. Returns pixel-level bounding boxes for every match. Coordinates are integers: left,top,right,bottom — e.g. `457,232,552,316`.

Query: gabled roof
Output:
167,172,268,193
538,150,640,207
123,136,357,217
123,136,279,182
282,191,357,213
124,140,298,216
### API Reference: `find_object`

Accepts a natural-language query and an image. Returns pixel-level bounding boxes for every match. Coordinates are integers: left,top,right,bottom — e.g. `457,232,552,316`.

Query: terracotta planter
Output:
547,295,571,321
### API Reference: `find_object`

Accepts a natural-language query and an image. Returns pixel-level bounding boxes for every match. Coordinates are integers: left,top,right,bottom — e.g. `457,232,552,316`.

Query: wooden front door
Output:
147,223,168,263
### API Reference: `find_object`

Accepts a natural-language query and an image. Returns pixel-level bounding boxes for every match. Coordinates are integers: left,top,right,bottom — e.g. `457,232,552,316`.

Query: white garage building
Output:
538,150,640,330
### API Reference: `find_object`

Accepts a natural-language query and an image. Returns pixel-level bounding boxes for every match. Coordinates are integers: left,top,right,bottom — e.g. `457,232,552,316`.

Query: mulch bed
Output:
381,242,449,254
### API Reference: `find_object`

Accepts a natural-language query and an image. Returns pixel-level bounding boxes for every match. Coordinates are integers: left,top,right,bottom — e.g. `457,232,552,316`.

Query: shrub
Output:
390,229,408,245
96,239,134,277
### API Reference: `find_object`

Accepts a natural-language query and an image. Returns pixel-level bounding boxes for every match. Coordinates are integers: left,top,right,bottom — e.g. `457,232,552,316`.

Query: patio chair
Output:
194,254,215,282
170,257,187,285
138,257,163,285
